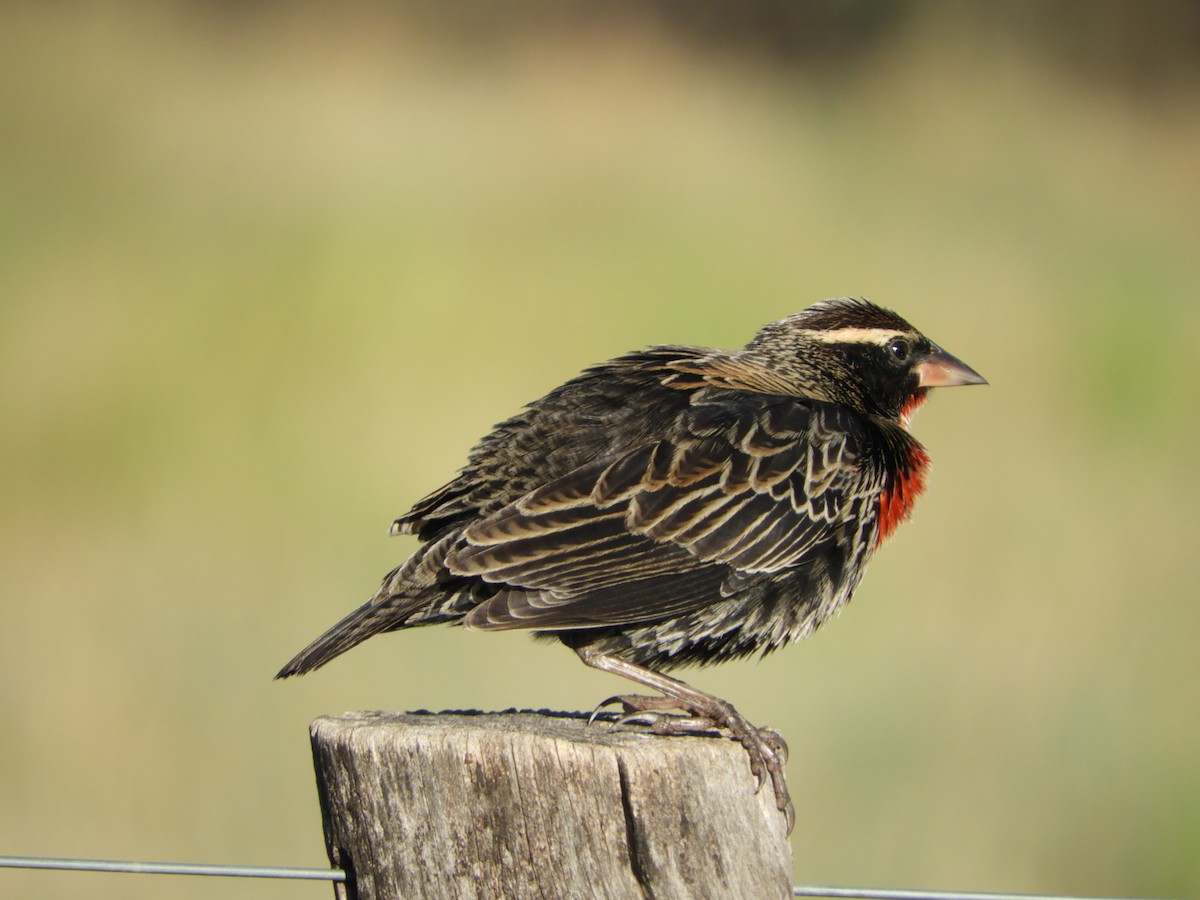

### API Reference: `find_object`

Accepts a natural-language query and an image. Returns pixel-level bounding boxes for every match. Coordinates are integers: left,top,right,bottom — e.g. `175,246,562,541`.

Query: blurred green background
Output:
2,2,1198,898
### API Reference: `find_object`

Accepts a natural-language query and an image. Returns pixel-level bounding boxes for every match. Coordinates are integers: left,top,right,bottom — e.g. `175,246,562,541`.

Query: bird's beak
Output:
916,347,987,388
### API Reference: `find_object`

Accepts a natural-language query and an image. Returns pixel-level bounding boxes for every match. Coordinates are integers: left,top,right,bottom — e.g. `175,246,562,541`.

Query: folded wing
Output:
448,397,871,631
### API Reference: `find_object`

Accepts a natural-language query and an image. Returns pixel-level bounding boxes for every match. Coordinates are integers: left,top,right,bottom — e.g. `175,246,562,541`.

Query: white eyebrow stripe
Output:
804,327,906,345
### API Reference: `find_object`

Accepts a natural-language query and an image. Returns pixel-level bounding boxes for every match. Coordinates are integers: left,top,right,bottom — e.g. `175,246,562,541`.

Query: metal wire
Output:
0,855,1162,899
0,855,345,881
793,886,1153,900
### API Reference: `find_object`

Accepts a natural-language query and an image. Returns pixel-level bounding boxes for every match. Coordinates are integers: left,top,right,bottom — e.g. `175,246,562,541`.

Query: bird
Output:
277,297,985,830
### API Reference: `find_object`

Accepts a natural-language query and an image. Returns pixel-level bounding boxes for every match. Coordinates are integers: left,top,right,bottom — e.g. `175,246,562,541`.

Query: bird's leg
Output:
575,646,793,832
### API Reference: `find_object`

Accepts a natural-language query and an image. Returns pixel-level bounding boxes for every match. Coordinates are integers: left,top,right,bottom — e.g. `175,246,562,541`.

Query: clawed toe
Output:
735,724,793,831
589,693,685,728
758,727,789,766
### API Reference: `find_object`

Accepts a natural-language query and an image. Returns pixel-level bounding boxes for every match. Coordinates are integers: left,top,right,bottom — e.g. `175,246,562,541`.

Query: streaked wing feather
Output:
449,399,866,631
464,565,729,631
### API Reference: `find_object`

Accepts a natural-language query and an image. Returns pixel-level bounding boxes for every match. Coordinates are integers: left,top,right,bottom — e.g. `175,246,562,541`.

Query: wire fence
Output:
0,855,343,881
790,887,1156,900
0,854,1163,900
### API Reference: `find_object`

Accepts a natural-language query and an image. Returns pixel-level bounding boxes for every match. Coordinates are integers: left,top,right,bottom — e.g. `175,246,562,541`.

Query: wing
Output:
390,347,710,540
448,397,874,631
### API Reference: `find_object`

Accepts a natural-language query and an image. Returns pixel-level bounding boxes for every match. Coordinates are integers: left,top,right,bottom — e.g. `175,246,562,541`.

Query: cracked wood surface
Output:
309,710,792,899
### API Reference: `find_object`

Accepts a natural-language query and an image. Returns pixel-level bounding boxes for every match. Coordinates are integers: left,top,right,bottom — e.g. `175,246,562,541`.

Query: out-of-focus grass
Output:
1,5,1198,898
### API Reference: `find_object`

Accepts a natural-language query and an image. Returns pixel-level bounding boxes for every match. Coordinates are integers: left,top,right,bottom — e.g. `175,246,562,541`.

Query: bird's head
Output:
742,297,986,423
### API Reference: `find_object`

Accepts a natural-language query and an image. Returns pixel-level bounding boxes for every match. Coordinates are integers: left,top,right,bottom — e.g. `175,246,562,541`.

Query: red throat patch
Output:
876,445,930,546
900,391,928,428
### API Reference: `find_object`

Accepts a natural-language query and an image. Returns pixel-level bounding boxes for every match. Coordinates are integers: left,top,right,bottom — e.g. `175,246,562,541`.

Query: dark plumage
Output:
278,297,985,828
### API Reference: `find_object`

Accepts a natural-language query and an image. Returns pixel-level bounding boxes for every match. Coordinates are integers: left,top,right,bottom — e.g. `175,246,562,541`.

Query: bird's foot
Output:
588,692,794,833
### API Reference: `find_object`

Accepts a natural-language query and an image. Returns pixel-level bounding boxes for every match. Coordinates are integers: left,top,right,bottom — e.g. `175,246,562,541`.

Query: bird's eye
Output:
887,338,911,363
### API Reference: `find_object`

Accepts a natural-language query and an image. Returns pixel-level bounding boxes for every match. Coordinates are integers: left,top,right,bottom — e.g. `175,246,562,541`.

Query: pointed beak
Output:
915,347,987,388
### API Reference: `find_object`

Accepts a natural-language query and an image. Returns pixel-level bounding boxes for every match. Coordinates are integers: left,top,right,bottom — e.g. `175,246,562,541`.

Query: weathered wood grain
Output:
310,710,792,899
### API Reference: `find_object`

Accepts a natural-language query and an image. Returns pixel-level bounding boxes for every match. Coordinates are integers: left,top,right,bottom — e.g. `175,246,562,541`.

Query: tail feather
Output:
279,536,473,679
276,594,422,679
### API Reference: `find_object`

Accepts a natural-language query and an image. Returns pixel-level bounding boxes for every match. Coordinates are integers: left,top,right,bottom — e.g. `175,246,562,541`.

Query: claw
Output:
587,696,625,726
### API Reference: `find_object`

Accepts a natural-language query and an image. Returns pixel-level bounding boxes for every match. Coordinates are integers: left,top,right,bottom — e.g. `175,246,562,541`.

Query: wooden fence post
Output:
309,710,792,899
